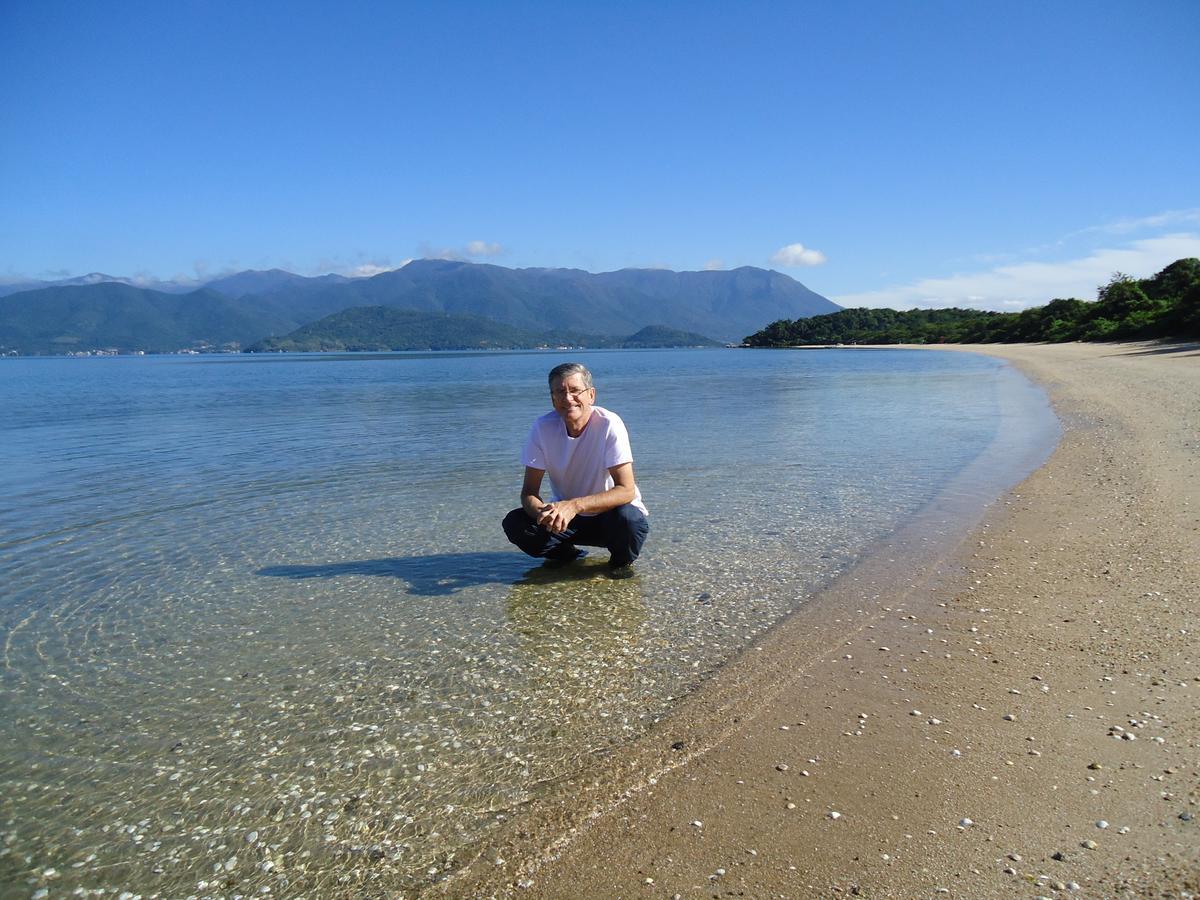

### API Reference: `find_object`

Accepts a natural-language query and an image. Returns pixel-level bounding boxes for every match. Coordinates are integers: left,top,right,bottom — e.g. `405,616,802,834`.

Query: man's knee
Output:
611,503,649,535
505,507,570,561
603,504,649,561
502,507,534,544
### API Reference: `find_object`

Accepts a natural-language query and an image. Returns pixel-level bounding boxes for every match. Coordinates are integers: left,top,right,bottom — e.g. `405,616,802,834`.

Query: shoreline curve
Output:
441,341,1200,898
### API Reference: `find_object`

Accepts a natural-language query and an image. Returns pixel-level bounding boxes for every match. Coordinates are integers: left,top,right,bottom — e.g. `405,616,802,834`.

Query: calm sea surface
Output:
0,348,1057,895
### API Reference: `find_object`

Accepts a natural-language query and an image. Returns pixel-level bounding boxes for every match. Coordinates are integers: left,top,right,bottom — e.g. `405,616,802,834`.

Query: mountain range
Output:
0,260,840,355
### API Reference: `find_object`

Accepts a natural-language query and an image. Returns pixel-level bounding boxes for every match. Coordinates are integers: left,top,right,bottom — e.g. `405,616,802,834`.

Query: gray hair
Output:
547,362,593,390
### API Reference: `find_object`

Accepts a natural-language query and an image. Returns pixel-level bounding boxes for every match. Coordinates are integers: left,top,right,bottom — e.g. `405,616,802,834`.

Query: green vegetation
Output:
0,283,292,355
247,307,724,352
617,325,722,348
744,258,1200,346
249,308,540,351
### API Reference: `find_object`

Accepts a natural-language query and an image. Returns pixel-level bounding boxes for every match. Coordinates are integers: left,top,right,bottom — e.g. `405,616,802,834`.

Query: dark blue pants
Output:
502,504,649,567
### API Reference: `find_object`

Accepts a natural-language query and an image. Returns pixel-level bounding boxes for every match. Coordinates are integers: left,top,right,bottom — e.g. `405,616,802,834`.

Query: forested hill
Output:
0,283,290,355
247,307,723,352
744,258,1200,346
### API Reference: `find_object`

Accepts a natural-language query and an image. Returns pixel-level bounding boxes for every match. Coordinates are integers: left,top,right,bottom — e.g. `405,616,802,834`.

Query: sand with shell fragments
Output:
445,341,1198,899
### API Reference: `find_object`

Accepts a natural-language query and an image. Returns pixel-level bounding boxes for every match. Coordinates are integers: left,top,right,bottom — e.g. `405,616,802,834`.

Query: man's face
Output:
550,373,595,432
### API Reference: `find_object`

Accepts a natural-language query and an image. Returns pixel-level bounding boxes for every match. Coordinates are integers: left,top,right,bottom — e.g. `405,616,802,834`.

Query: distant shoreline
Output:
0,344,736,359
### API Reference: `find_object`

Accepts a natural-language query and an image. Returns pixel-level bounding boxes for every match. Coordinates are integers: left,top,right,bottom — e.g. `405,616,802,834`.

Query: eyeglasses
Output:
551,386,592,400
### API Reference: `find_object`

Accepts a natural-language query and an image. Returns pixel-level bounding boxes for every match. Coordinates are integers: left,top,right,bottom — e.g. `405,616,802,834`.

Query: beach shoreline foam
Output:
442,341,1199,898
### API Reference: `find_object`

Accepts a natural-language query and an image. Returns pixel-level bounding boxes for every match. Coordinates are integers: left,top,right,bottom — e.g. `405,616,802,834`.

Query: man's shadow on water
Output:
257,551,616,597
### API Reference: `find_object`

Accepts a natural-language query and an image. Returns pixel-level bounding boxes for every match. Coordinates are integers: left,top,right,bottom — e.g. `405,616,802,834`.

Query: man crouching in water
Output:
502,362,649,577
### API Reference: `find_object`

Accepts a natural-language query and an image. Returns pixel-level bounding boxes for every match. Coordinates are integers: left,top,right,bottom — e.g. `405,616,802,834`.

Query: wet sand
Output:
444,341,1199,898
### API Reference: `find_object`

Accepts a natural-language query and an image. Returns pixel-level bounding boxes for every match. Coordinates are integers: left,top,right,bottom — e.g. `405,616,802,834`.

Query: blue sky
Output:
2,0,1197,309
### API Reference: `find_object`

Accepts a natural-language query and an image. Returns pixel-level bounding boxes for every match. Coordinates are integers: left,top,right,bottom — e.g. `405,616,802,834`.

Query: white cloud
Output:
833,233,1200,311
1072,208,1200,238
349,261,410,277
418,240,504,261
465,240,503,258
312,256,411,278
770,243,827,268
703,258,725,271
972,208,1200,267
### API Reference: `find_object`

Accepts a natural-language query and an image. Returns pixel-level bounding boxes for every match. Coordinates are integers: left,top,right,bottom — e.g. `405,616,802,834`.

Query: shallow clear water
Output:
0,348,1055,895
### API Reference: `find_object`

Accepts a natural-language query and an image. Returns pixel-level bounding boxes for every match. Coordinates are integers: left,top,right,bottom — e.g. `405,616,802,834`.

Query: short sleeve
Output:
604,415,633,469
521,422,544,469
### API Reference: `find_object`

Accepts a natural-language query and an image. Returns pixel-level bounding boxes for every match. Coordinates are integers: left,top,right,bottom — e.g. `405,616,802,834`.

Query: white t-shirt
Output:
521,405,648,516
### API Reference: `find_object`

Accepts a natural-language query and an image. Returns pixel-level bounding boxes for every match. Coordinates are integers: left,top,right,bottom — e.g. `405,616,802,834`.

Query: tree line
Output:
744,258,1200,346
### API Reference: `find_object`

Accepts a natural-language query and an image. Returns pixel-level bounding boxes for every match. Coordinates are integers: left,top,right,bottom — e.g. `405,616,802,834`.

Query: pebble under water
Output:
0,348,1056,896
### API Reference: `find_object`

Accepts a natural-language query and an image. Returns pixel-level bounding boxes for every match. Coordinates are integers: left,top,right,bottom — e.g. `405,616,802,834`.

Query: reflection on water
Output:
0,348,1056,895
507,560,649,746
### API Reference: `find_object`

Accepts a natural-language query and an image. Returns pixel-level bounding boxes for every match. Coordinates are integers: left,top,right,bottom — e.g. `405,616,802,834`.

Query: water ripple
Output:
0,348,1054,895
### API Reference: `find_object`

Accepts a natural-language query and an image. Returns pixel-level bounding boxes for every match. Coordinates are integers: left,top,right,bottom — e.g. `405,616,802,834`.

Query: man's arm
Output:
535,462,638,534
521,466,548,520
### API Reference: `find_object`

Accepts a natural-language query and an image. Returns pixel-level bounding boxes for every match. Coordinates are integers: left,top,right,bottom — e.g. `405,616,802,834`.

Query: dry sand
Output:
444,341,1199,899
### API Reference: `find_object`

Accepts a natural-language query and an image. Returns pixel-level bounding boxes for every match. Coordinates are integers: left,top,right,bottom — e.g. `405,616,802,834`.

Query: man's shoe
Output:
543,546,586,566
607,562,636,580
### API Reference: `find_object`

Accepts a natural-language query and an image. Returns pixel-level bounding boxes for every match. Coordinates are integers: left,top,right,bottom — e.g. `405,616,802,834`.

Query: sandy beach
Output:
443,341,1199,899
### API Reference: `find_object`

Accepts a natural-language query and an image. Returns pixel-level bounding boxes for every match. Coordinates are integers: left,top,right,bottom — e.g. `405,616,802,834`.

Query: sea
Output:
0,347,1058,896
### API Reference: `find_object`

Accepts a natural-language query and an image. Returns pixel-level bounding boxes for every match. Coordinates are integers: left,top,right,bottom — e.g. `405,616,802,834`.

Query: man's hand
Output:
536,499,578,534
